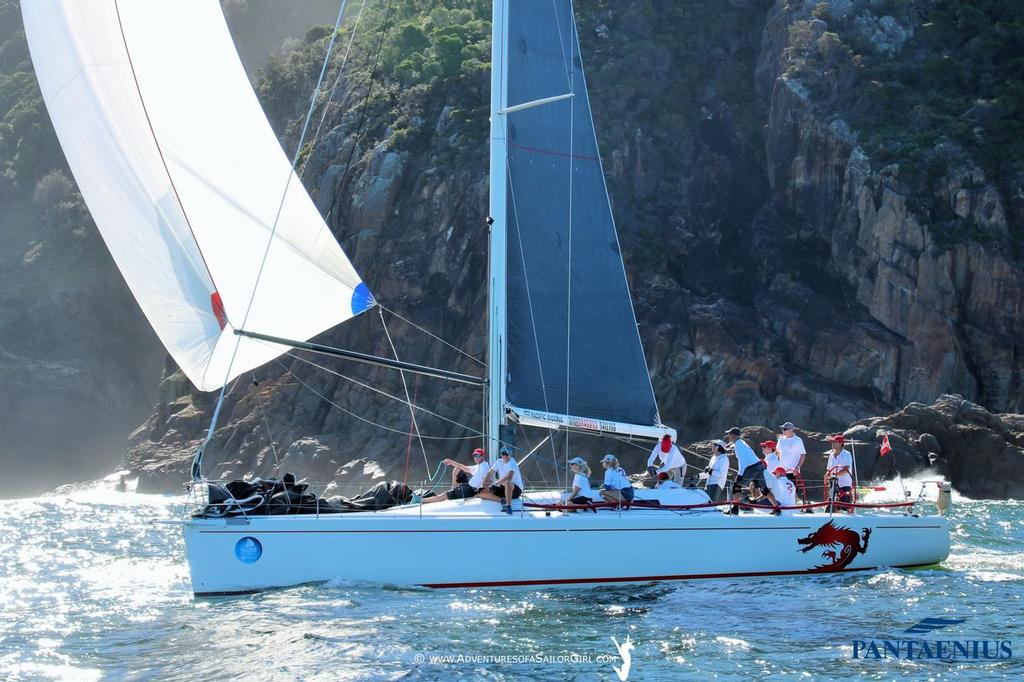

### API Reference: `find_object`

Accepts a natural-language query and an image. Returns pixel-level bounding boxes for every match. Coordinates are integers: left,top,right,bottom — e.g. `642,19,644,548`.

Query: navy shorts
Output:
734,463,767,492
490,483,522,499
446,483,477,500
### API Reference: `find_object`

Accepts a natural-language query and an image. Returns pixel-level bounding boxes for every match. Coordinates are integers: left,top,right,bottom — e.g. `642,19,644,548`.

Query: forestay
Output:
503,0,660,430
22,0,372,391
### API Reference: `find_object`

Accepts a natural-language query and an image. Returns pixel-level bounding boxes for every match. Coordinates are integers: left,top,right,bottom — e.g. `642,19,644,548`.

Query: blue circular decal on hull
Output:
235,536,262,564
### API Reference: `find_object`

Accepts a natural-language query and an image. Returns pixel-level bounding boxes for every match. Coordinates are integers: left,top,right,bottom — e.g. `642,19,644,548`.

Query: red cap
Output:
760,440,776,450
772,467,787,477
472,448,485,456
657,472,669,480
827,435,845,444
661,435,672,453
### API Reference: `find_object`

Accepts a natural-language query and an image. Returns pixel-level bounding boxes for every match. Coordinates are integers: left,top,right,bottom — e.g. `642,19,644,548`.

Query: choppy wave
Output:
0,475,1021,680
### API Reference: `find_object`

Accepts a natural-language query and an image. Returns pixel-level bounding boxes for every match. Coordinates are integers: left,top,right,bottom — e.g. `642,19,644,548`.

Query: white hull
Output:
182,493,950,595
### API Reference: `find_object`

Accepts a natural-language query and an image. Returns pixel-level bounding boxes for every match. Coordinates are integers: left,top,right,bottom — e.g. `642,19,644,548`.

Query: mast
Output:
486,0,509,463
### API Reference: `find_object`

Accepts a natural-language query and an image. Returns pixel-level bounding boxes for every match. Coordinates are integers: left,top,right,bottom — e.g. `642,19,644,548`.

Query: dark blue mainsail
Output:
503,1,659,428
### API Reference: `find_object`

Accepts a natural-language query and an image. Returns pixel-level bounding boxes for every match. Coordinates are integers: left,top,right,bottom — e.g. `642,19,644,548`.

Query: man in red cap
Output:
420,448,490,504
825,435,854,512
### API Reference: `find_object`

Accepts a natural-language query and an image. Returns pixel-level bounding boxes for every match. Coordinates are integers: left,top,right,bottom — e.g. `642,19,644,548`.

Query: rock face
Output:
127,1,1023,498
5,3,1020,497
845,394,1024,500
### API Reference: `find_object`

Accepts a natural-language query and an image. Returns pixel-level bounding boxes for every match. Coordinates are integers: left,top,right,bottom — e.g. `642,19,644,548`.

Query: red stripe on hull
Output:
420,562,940,589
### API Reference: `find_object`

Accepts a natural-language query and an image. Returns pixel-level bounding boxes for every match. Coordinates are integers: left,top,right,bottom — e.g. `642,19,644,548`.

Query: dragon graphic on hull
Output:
797,521,872,572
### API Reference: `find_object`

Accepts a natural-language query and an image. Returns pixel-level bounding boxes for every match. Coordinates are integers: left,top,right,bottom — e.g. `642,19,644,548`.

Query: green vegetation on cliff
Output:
785,0,1023,244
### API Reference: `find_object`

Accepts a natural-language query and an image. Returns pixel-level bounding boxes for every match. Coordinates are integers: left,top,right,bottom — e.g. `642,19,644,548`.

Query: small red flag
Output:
879,434,892,457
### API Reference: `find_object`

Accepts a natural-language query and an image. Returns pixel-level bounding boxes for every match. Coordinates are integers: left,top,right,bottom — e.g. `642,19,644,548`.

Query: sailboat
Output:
23,0,950,595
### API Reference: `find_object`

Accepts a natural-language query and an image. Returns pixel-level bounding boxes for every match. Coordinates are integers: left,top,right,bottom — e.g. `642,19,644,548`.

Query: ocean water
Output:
0,475,1021,681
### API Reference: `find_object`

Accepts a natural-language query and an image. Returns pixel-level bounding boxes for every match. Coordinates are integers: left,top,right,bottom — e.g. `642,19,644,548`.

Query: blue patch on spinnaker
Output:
350,282,375,315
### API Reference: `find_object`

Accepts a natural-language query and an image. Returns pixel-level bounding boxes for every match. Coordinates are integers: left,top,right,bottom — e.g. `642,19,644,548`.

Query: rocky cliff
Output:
4,2,1021,497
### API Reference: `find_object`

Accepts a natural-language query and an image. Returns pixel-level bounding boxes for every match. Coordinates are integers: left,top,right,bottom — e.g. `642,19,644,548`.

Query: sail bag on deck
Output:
22,0,372,391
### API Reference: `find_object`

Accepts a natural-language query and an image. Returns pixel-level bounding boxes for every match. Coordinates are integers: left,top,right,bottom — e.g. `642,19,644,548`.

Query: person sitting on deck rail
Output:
565,457,596,507
770,466,797,508
703,441,729,502
825,434,855,512
477,448,523,515
599,454,634,507
724,430,781,516
420,448,490,504
647,434,686,483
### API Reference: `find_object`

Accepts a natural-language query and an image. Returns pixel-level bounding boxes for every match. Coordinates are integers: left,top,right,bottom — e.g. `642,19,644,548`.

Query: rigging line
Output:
280,349,485,436
251,372,280,469
551,0,573,89
563,2,576,487
326,0,396,221
379,304,484,366
506,156,561,477
192,0,350,479
570,8,660,422
379,306,430,474
273,358,478,440
609,434,740,477
298,0,369,180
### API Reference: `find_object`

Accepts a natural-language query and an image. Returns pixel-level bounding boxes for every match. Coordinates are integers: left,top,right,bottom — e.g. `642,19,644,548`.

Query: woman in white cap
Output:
566,457,595,507
599,454,634,506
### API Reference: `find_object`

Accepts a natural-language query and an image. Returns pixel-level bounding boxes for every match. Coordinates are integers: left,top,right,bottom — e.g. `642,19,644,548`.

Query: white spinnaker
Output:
22,0,370,391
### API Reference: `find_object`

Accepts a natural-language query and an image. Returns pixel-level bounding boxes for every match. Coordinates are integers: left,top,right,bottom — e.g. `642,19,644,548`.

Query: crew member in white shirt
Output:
647,434,686,483
770,466,797,508
421,448,490,504
704,440,730,502
566,456,596,507
477,448,524,514
777,421,809,508
825,434,855,513
599,454,634,506
725,429,780,515
761,440,783,481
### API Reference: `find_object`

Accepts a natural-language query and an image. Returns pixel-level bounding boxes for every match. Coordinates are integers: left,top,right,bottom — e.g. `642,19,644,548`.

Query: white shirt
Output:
648,443,686,475
468,461,490,489
603,466,630,490
571,472,594,499
777,435,806,471
826,448,854,487
494,457,524,488
706,453,729,487
733,438,759,471
763,452,783,482
771,474,797,507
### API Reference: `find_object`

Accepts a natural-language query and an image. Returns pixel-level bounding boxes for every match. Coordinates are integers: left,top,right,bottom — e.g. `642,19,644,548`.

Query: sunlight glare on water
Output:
0,476,1021,680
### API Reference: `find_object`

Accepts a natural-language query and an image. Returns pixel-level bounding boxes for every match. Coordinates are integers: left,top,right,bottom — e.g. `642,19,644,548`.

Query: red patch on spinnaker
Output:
210,292,227,330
